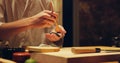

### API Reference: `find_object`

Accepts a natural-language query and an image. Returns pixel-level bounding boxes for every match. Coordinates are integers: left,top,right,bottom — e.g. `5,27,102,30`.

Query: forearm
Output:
0,25,30,40
0,17,35,30
0,17,36,40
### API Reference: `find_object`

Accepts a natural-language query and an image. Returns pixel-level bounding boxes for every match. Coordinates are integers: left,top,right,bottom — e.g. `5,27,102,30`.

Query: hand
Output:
45,25,66,42
31,10,58,28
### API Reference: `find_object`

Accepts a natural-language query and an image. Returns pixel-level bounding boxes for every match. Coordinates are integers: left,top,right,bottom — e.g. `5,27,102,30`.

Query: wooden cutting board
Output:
26,46,60,53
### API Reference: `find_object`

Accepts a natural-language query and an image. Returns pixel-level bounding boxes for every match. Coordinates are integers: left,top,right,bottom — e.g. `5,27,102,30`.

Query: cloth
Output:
0,0,56,48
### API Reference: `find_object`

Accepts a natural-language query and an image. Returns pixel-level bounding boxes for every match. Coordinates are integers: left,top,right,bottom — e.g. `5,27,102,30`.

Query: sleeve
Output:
0,0,5,23
41,0,55,10
0,0,5,42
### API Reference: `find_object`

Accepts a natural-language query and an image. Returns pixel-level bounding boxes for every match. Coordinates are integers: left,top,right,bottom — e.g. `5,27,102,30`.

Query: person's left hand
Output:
45,25,66,42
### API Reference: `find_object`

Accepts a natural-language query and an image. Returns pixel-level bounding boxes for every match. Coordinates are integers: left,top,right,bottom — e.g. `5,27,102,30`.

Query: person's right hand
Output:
31,10,58,28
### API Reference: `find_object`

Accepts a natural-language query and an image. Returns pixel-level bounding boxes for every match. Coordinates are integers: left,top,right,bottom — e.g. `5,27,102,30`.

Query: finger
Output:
46,34,55,41
49,12,58,19
46,33,60,41
41,20,54,28
42,15,56,23
50,32,61,37
41,19,55,26
33,19,54,28
50,34,59,41
44,10,58,19
50,32,63,39
43,10,52,13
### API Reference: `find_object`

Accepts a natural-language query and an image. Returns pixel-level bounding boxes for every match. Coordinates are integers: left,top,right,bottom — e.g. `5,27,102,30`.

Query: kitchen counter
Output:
31,46,120,63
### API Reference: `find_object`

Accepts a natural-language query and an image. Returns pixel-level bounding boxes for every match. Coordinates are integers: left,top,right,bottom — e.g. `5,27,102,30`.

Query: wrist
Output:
26,16,38,28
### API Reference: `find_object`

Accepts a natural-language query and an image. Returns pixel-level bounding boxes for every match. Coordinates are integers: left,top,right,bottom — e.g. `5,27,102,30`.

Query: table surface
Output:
31,46,120,63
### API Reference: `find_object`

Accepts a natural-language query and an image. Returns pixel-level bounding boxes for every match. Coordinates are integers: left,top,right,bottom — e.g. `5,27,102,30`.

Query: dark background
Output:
63,0,120,47
79,0,120,46
63,0,73,47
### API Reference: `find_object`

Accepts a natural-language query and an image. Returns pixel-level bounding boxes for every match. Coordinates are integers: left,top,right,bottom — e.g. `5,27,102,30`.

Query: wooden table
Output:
31,46,120,63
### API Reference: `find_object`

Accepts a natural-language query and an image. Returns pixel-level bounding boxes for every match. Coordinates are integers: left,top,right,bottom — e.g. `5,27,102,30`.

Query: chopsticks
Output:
49,2,60,32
